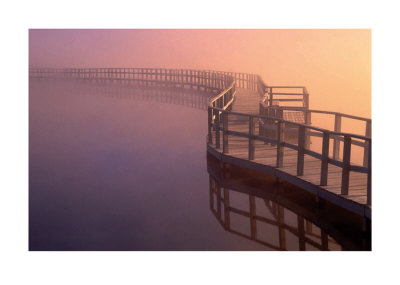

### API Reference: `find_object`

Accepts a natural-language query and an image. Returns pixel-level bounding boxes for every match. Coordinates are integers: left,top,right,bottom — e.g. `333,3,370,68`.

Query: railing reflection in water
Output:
209,176,341,251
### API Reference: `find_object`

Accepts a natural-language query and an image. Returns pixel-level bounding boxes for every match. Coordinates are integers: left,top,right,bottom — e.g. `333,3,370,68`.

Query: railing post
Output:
223,112,229,154
341,136,351,195
276,121,285,168
304,110,311,149
269,87,273,106
297,126,305,176
363,120,371,167
303,87,309,109
208,107,213,144
320,132,330,186
333,114,342,160
249,116,255,160
367,139,371,206
215,111,220,149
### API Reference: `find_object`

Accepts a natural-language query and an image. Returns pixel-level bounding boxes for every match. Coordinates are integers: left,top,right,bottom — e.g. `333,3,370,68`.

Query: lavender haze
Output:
29,29,371,117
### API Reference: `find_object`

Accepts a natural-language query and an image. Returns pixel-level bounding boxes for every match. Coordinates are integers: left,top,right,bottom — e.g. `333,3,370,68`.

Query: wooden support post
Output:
297,216,306,251
333,114,342,160
304,110,311,149
223,188,230,230
320,132,330,186
249,116,255,160
223,112,229,154
297,126,305,176
363,120,371,167
208,108,213,144
249,195,257,239
215,111,221,149
341,136,351,195
367,139,371,206
276,121,285,168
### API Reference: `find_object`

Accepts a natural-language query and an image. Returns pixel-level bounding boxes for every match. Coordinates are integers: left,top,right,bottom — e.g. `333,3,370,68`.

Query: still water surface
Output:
30,79,350,250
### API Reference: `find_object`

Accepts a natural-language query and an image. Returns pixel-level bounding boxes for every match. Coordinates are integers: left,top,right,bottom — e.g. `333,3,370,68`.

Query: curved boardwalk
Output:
29,67,371,219
208,87,370,219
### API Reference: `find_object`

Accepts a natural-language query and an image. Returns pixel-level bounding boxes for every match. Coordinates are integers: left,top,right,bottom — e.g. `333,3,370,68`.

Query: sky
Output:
29,29,371,118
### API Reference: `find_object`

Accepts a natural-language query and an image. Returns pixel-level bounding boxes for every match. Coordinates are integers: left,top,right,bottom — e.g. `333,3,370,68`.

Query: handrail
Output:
209,106,371,142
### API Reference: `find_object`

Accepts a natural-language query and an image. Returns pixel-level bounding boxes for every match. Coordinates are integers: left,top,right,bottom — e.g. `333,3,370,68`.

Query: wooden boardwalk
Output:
29,68,371,219
208,87,371,219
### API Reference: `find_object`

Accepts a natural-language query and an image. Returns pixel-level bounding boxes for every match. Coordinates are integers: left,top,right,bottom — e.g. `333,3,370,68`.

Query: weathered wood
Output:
363,120,371,167
297,126,305,176
320,132,330,186
249,117,255,160
223,112,229,154
367,140,371,206
333,114,342,160
341,136,351,195
208,108,213,144
276,122,285,168
215,111,221,149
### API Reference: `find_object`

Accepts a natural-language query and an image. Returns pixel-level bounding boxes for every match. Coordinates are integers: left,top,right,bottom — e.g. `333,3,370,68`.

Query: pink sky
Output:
29,29,371,117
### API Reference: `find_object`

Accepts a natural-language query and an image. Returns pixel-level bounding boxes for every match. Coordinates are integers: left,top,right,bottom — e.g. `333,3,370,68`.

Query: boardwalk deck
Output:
208,88,371,218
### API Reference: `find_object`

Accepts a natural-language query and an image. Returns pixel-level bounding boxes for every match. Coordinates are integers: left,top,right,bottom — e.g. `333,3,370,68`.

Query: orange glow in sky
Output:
29,29,371,118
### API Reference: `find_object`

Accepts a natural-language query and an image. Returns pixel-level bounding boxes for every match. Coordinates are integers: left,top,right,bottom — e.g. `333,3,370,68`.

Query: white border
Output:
1,0,399,284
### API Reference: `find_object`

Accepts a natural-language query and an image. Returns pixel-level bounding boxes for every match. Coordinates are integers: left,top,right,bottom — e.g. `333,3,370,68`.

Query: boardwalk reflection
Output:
207,155,370,251
31,78,213,110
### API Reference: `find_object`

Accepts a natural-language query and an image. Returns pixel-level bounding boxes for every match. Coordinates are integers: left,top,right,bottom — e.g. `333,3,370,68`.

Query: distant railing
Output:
29,68,237,95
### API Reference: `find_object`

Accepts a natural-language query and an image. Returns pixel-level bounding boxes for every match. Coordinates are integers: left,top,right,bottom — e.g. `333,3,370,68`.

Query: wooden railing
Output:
262,86,309,109
29,68,237,95
207,107,371,206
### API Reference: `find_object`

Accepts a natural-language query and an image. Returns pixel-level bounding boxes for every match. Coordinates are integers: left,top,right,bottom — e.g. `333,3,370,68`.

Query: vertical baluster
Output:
249,116,255,160
363,120,371,167
367,139,371,206
223,112,229,154
320,132,330,186
333,114,342,160
215,111,220,149
276,121,285,167
341,136,351,195
297,126,305,176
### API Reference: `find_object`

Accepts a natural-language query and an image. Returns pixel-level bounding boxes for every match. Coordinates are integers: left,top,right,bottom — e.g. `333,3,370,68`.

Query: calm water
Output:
29,79,365,250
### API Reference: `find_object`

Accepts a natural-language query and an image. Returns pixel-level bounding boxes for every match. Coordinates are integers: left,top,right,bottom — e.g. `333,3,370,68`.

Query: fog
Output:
29,29,370,118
